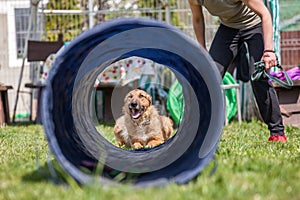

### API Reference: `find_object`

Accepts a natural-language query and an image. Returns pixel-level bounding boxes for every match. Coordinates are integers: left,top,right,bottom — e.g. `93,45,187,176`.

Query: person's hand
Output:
261,50,277,70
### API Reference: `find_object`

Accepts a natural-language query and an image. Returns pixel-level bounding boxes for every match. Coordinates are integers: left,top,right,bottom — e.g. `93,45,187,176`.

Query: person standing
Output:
188,0,287,142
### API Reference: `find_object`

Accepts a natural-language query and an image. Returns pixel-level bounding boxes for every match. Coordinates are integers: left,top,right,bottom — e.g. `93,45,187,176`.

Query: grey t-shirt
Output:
191,0,262,29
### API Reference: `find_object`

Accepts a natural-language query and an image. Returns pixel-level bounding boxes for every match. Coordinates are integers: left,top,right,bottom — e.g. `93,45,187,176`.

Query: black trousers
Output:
209,23,284,135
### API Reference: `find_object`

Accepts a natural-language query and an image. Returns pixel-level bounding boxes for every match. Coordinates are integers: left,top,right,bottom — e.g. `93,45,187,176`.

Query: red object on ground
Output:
268,135,287,142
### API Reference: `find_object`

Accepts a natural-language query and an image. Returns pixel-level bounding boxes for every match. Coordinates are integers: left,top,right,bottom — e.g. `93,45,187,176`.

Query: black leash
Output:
251,55,293,89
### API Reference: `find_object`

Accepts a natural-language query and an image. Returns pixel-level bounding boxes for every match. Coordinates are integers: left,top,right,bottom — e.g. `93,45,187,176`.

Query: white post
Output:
89,0,94,29
165,0,171,24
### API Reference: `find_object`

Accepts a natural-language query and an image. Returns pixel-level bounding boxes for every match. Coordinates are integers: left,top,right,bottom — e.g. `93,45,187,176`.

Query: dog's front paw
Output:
132,142,143,149
147,140,163,148
117,141,124,147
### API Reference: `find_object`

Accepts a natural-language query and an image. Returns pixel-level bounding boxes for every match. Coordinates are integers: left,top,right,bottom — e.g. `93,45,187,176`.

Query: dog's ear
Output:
124,92,132,102
124,92,130,103
146,93,152,105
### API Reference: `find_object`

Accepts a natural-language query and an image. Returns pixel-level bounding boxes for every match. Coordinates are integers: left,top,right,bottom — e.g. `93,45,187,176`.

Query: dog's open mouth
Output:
129,104,145,119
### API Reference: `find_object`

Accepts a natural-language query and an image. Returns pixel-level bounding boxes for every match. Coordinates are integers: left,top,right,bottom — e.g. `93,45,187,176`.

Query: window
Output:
14,8,30,58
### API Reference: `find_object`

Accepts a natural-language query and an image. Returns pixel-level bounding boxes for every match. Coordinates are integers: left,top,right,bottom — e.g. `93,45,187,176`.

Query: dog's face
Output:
124,89,152,120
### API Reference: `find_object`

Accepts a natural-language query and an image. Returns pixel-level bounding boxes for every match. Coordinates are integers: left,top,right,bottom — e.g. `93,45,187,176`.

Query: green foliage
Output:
45,0,84,41
137,0,165,20
41,0,300,42
137,0,181,26
279,0,300,30
0,120,300,199
279,0,300,20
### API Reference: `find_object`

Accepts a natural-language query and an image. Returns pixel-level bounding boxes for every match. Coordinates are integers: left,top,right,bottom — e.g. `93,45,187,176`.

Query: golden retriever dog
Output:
114,89,173,149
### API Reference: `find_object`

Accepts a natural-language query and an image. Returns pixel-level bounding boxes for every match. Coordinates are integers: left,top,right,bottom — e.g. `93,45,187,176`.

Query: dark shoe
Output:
268,135,287,142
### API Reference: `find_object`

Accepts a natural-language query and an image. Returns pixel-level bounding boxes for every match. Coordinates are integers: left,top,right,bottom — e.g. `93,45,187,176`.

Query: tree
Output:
45,0,84,41
137,0,181,26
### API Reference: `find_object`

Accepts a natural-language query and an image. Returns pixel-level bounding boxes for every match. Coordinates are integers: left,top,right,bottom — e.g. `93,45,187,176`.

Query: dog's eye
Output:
127,94,133,99
139,94,144,98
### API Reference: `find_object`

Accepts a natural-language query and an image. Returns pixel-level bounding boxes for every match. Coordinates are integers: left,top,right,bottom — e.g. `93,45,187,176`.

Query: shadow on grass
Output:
21,160,140,187
22,161,68,186
9,121,38,127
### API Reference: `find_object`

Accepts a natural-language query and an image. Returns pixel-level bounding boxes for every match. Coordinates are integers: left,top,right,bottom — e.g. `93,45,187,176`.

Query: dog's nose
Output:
130,100,138,108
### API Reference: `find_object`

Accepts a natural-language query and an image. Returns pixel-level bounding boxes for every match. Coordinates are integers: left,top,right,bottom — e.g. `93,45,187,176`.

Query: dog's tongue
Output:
131,109,141,119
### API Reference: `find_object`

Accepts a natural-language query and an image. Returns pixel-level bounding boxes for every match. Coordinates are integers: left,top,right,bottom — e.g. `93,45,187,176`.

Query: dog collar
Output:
135,118,151,128
141,119,151,126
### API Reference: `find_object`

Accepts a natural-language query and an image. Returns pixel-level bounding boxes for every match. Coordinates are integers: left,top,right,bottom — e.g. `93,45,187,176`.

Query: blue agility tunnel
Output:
41,18,224,187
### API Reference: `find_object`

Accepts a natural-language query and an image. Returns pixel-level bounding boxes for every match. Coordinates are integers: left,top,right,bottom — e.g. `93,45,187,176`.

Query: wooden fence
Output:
280,30,300,69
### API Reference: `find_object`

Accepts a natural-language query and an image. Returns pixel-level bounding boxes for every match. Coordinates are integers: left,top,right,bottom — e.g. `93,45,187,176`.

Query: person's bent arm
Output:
188,0,207,50
242,0,277,70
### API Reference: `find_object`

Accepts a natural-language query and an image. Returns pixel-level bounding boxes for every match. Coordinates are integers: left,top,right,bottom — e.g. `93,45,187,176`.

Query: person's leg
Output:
209,24,240,77
241,24,285,139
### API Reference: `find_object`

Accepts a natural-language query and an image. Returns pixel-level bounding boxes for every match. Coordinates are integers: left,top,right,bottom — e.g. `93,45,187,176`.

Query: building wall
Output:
0,66,31,119
0,14,8,72
0,0,31,120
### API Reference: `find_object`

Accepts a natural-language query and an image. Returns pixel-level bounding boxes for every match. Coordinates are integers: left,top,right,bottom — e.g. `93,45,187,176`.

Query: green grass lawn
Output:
1,120,300,200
